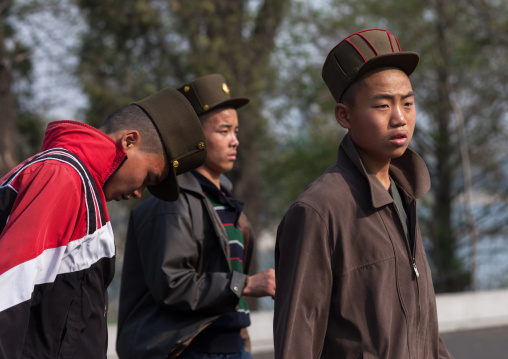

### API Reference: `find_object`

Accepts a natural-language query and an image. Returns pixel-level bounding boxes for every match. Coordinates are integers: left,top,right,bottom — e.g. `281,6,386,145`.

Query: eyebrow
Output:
373,91,414,100
217,123,239,130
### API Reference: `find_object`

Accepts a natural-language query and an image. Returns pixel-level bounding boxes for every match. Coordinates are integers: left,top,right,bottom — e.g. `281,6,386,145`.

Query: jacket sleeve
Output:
274,201,333,359
0,162,82,358
130,197,244,315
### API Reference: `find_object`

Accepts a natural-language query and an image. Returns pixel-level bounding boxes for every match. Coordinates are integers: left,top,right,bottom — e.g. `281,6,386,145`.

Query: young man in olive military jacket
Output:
117,74,275,359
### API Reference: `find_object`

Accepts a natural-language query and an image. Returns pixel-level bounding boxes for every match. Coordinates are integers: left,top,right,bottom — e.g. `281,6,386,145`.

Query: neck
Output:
195,167,221,189
361,159,391,190
375,167,391,190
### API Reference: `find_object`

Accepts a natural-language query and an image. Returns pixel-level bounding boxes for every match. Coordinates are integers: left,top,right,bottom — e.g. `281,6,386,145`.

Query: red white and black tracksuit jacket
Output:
0,121,126,358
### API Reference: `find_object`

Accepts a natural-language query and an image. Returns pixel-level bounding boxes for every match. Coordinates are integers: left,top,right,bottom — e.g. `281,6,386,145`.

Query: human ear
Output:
335,103,351,129
121,130,141,150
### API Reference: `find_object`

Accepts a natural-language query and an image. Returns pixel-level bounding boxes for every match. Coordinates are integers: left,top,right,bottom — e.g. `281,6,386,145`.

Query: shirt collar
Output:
192,170,244,213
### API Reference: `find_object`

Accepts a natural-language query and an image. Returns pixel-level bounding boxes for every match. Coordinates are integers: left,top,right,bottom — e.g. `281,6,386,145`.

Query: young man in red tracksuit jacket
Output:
0,88,207,358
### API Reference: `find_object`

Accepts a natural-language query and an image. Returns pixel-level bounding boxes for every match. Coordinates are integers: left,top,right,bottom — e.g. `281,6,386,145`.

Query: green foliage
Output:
16,112,44,159
75,0,290,238
270,0,508,292
72,0,508,293
76,0,167,126
262,118,344,222
0,0,47,174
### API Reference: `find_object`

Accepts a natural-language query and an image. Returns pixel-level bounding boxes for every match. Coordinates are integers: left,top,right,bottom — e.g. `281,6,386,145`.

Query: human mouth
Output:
390,131,408,146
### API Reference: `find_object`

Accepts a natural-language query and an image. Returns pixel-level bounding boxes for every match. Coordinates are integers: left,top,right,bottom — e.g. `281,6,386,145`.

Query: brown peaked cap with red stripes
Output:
322,28,420,102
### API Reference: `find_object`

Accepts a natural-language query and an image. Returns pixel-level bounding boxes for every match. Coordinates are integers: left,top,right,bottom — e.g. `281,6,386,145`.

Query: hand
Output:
242,268,276,298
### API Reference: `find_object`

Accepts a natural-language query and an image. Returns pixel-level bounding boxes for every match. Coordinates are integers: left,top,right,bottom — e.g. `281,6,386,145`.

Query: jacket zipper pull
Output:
413,260,420,278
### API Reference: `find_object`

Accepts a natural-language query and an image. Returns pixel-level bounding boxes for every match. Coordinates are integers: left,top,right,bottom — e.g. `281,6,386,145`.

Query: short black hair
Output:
99,104,164,156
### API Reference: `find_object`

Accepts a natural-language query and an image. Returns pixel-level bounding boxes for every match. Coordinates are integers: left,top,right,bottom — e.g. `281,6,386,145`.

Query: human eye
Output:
374,102,389,109
404,100,414,108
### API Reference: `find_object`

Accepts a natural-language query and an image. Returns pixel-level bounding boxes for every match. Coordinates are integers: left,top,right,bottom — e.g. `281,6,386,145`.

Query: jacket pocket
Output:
57,296,80,358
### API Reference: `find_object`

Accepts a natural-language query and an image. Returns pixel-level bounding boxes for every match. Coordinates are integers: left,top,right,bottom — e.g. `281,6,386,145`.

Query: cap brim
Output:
147,167,179,201
135,87,207,202
355,51,420,82
208,97,250,113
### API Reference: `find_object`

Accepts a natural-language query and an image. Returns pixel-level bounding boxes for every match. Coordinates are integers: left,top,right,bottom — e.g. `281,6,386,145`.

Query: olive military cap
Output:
322,28,420,102
134,88,207,202
177,73,249,116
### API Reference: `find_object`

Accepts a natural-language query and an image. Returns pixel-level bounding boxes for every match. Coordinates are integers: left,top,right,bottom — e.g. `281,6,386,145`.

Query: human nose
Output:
132,187,145,199
390,104,407,127
230,133,239,147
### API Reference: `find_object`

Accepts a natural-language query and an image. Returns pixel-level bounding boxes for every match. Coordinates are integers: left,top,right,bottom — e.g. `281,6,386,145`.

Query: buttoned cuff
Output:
230,271,248,298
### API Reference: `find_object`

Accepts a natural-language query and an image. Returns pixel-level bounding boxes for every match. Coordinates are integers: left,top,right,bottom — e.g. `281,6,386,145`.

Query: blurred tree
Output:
267,0,508,292
75,0,290,236
72,0,508,294
261,1,344,222
0,0,22,176
0,0,73,177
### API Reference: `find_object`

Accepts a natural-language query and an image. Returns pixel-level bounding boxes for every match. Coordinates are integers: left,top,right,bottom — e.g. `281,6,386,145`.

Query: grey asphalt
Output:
253,325,508,359
440,325,508,359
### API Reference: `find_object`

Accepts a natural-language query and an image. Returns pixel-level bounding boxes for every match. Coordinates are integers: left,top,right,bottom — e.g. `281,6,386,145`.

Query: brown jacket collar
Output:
338,133,431,209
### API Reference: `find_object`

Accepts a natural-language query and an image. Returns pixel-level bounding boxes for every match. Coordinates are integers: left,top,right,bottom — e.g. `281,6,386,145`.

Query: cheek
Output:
406,114,416,135
130,174,146,189
102,179,116,199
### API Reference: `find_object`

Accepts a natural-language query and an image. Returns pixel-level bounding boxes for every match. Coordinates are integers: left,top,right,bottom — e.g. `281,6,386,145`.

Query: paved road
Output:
441,325,508,359
253,325,508,359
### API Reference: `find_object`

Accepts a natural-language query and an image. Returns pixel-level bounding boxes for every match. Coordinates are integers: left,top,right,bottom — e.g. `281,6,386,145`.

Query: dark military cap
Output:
322,28,420,102
177,73,249,116
134,88,207,202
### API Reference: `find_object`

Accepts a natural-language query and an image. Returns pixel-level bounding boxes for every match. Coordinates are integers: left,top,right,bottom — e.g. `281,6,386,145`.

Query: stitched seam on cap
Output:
345,39,367,62
357,33,378,56
387,32,395,52
333,53,351,80
393,34,402,51
173,148,202,162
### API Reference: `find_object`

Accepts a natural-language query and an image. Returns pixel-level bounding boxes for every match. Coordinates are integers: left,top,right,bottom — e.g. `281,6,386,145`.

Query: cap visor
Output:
355,51,420,81
147,167,180,202
209,97,250,112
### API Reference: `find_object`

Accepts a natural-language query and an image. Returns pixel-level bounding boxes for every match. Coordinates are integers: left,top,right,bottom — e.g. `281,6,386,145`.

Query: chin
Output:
223,164,235,172
392,148,408,158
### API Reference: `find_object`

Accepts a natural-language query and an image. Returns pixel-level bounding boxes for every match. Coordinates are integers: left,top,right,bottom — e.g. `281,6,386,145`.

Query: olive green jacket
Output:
116,172,253,359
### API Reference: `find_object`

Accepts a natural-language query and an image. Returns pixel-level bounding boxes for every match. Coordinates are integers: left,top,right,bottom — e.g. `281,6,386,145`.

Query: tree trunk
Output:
0,2,19,177
429,0,468,292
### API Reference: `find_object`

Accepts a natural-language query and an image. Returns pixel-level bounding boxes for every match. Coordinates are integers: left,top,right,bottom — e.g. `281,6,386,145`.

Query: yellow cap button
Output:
184,86,190,92
203,104,209,111
173,160,179,168
222,83,230,94
198,142,205,150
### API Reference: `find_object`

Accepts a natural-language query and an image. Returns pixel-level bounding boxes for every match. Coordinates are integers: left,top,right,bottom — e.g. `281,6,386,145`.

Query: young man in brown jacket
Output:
274,29,454,358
